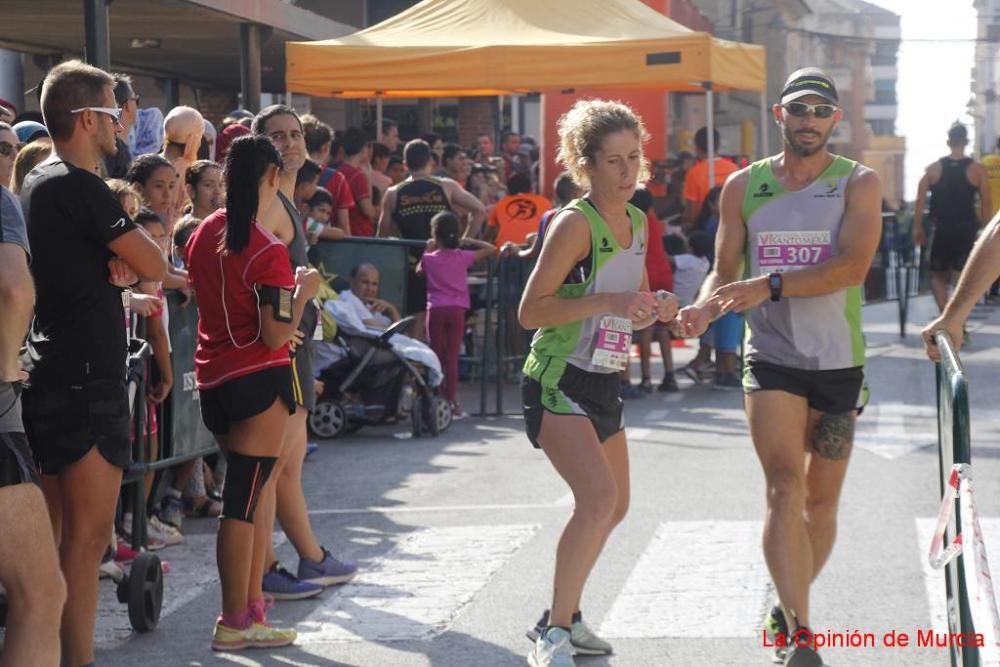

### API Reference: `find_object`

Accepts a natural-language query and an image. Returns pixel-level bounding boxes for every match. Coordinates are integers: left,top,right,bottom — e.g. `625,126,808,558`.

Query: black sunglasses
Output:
0,141,15,157
783,102,838,119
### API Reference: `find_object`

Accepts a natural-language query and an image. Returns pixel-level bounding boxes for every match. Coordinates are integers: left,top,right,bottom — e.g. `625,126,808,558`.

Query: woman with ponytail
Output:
416,211,494,418
185,134,320,651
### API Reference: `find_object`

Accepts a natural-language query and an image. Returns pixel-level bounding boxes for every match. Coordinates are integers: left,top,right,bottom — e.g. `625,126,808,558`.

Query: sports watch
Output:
767,272,783,302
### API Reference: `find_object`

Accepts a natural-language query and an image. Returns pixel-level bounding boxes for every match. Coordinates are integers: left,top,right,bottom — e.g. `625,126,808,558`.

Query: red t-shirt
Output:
336,162,374,236
185,210,295,389
320,168,356,212
645,212,673,292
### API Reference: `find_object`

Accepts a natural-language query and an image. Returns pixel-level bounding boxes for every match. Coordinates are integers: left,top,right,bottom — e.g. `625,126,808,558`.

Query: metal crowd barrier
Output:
934,331,978,667
865,211,929,337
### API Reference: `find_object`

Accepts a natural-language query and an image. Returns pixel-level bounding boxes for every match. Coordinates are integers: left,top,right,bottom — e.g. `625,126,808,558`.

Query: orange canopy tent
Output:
286,0,769,180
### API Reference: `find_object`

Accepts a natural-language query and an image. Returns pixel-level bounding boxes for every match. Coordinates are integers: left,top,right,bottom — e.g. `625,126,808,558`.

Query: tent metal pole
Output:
376,97,383,142
704,82,715,191
760,90,770,157
498,95,504,130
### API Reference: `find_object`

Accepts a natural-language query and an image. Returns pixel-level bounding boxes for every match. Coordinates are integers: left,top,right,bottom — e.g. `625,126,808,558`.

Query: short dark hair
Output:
173,215,200,249
506,172,532,195
252,104,303,137
341,127,368,157
381,118,398,134
134,207,163,228
948,123,968,145
388,155,403,170
554,171,579,205
404,139,432,171
371,142,391,161
442,142,465,166
501,131,519,144
296,158,322,187
111,73,135,107
421,132,441,148
302,116,332,154
125,153,175,186
694,127,720,153
307,186,334,209
40,59,114,141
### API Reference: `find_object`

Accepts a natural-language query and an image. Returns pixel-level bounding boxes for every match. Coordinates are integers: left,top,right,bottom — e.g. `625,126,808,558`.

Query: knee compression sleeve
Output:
220,452,277,523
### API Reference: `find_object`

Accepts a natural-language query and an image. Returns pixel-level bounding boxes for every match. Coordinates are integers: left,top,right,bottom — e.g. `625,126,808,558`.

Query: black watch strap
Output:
768,272,783,302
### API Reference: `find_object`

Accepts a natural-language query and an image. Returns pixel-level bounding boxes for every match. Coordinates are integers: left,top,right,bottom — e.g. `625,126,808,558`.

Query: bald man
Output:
344,263,400,330
161,106,204,222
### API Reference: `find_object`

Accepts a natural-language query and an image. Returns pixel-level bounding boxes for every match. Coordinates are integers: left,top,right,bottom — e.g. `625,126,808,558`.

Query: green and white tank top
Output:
523,198,647,378
742,155,864,371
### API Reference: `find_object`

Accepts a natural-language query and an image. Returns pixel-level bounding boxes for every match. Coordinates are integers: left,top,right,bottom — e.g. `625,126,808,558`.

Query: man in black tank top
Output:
378,138,486,340
914,123,991,312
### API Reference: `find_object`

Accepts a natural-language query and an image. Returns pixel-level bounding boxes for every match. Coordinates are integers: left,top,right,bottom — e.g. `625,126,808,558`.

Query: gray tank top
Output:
277,192,317,336
742,156,865,371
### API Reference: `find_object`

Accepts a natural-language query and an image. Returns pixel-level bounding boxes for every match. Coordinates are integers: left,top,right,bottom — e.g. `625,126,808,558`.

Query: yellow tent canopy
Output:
285,0,766,98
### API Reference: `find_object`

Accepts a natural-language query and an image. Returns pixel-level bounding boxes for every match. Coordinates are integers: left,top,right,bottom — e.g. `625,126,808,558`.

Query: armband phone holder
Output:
258,285,294,323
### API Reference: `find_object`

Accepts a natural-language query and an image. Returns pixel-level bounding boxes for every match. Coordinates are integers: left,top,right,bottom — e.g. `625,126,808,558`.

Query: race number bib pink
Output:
757,231,832,273
591,316,632,371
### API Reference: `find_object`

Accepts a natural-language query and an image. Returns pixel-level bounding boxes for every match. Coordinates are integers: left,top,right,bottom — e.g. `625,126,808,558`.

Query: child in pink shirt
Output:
417,212,495,418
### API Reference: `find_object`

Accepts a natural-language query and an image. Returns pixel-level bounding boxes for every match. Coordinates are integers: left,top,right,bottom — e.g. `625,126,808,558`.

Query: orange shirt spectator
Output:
488,173,551,248
683,157,737,216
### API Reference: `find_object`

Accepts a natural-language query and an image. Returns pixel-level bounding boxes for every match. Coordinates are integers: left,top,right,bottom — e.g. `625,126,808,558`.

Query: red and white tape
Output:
928,463,1000,666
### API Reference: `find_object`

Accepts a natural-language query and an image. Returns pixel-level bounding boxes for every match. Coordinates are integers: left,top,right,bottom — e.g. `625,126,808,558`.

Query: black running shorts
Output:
522,359,624,449
0,431,40,487
291,341,316,412
930,222,978,273
22,378,132,475
199,366,296,436
742,360,867,414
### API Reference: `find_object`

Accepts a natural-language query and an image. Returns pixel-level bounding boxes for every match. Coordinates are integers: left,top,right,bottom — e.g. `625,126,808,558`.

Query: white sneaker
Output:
149,515,184,546
99,560,124,582
527,627,575,667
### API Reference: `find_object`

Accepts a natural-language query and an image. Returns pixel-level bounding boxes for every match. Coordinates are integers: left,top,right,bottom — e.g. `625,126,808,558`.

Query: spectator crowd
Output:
0,58,746,663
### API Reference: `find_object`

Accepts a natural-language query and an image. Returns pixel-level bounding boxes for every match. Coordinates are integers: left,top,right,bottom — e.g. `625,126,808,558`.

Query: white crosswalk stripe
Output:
855,402,937,459
296,524,539,643
600,521,770,638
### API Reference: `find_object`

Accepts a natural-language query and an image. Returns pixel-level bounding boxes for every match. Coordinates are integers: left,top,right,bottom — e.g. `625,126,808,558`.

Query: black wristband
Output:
768,272,783,302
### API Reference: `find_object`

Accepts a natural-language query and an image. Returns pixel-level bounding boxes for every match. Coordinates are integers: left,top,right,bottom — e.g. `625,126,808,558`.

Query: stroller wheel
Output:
433,397,453,434
309,401,347,439
410,400,424,438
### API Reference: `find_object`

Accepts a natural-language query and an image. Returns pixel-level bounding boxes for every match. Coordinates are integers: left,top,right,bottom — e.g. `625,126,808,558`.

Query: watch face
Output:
769,274,781,289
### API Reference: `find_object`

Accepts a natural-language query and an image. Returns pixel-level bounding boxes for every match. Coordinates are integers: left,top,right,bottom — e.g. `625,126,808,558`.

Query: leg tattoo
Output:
811,412,854,460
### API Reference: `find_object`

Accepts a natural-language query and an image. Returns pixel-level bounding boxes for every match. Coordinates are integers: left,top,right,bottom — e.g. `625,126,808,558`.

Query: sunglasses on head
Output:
0,142,14,157
70,106,123,126
783,101,838,119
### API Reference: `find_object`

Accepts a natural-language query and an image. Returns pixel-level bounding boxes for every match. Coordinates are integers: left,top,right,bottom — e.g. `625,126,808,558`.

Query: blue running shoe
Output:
262,562,323,601
305,442,319,457
297,547,358,586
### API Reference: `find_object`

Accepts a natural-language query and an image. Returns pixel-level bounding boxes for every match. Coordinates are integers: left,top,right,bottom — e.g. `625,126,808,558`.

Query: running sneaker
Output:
149,515,184,546
784,644,824,667
158,494,185,530
621,382,646,400
99,559,124,582
305,442,320,457
527,626,575,667
713,372,742,392
680,361,714,383
638,379,655,394
119,523,166,552
526,610,613,655
657,373,679,392
764,605,789,664
298,547,358,587
262,562,323,600
211,618,297,651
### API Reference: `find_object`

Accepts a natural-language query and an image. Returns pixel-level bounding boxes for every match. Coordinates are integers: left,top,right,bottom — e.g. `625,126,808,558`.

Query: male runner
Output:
913,124,990,314
676,68,882,667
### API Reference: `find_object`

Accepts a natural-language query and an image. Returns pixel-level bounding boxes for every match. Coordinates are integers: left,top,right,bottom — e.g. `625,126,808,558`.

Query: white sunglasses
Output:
70,106,123,126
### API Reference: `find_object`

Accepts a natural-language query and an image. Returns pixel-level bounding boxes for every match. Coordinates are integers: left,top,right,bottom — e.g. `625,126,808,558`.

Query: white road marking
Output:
95,533,287,648
296,524,539,643
308,502,566,516
600,521,769,638
626,427,653,441
855,402,936,459
646,409,670,421
917,517,1000,636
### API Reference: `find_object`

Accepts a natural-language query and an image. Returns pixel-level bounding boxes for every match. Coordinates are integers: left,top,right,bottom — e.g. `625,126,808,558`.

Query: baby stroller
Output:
309,315,452,439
